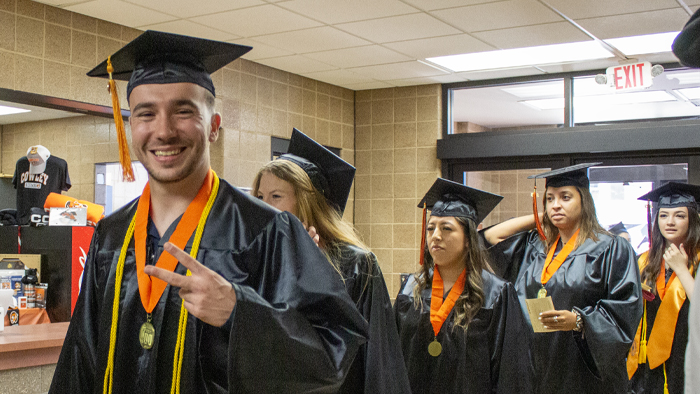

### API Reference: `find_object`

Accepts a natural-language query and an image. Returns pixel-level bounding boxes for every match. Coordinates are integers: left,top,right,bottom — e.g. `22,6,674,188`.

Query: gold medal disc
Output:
428,339,442,357
139,321,155,350
537,287,547,299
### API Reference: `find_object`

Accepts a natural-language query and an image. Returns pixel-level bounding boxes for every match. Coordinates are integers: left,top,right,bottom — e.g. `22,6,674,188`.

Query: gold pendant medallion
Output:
537,287,547,299
428,338,442,357
139,316,155,350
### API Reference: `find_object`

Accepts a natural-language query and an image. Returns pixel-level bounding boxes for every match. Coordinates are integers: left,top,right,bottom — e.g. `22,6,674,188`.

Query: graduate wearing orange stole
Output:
393,178,533,394
628,182,699,394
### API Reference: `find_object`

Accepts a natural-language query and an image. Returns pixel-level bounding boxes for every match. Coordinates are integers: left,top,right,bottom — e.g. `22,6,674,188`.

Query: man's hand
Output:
144,242,236,327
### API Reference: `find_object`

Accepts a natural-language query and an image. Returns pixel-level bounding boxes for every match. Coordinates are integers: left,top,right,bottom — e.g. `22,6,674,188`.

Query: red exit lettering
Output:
613,63,646,90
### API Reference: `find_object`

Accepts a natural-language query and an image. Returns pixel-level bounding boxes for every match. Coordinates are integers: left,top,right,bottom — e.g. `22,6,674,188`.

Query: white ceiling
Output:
0,100,83,125
32,0,698,90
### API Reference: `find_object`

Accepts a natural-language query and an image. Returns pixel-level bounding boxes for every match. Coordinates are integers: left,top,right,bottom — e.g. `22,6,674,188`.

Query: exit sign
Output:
605,61,653,91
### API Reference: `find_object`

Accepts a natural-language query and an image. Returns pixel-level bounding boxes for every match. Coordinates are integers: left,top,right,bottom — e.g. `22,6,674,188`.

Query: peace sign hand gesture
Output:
144,242,237,327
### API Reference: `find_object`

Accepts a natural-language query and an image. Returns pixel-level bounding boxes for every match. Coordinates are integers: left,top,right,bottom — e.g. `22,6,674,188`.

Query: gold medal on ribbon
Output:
428,338,442,357
139,314,155,350
537,287,547,299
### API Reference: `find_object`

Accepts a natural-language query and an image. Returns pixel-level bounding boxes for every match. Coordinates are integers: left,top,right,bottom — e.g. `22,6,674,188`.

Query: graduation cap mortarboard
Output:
416,178,502,265
637,182,700,209
278,128,355,213
673,8,700,68
88,30,251,182
608,222,629,236
528,163,601,189
418,178,502,225
88,30,252,99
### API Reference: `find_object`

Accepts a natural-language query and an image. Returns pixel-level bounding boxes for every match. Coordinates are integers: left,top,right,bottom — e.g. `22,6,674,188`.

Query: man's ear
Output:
210,113,222,143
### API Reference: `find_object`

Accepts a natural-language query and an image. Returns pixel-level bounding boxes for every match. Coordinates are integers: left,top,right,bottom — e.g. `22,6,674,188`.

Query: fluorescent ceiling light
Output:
426,41,614,72
0,105,30,116
668,70,700,86
523,90,677,110
676,87,700,100
604,31,679,56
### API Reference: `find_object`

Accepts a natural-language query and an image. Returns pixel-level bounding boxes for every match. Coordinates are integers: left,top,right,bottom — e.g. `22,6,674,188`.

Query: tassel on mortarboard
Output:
419,202,427,265
532,182,546,241
107,56,134,182
646,201,653,249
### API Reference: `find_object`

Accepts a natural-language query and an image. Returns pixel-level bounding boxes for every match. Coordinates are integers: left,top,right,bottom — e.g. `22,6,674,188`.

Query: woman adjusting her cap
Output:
483,163,642,394
628,182,699,394
252,129,411,394
394,178,533,394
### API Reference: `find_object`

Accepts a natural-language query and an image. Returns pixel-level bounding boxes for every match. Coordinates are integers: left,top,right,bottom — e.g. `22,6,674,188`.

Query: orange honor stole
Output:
627,252,694,379
429,267,467,357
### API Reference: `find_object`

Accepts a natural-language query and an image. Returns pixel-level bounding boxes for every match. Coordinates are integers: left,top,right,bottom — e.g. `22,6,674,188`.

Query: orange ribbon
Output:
134,170,214,313
430,267,467,337
541,229,580,286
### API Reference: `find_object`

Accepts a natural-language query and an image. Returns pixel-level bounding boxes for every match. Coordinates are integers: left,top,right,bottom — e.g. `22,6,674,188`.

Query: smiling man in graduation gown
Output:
49,31,367,394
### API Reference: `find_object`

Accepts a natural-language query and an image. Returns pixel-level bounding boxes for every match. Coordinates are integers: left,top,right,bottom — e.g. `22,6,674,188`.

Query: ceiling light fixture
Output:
426,41,614,72
0,105,30,116
604,31,679,56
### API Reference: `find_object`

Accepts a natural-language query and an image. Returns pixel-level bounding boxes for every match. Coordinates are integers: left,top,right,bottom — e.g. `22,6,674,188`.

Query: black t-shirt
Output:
12,156,71,225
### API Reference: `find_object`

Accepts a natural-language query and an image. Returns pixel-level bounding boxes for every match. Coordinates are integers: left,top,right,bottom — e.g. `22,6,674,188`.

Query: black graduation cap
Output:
278,128,355,214
87,30,252,99
527,163,601,189
418,178,502,225
637,182,700,208
673,8,700,68
608,222,629,235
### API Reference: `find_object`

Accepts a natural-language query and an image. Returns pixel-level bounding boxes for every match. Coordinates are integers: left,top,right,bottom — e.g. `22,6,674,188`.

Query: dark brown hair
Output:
413,216,493,330
641,205,700,291
541,186,608,250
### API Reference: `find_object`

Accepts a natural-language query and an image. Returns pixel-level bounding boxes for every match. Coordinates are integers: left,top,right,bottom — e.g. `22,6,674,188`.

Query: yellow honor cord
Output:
103,172,220,394
638,300,647,364
170,174,220,394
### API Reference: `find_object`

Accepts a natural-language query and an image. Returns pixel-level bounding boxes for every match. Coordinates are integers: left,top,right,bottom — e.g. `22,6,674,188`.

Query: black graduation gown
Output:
487,230,643,394
393,269,534,394
49,180,368,394
331,244,411,394
628,282,690,394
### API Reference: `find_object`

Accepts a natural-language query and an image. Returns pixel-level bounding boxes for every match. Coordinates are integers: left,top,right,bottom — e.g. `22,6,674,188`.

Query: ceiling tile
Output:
545,0,680,19
577,9,689,39
301,69,375,85
390,74,468,86
189,4,322,37
123,0,264,19
473,22,590,49
277,0,419,24
455,66,545,81
344,81,395,90
305,45,411,68
253,26,371,53
431,0,563,33
401,0,501,12
231,38,295,60
138,20,238,41
347,61,449,80
66,0,177,28
35,0,91,6
256,55,337,74
336,13,461,43
384,34,495,58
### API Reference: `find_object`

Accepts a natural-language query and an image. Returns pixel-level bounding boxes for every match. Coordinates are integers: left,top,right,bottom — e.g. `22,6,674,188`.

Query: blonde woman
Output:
253,129,410,394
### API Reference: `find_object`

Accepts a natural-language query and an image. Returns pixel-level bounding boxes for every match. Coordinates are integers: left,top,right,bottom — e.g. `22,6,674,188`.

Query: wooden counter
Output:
0,322,68,370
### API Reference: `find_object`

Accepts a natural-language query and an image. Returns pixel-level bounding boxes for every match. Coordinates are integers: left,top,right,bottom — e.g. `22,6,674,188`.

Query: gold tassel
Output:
663,363,669,394
107,56,135,182
419,202,427,265
638,300,647,364
532,183,546,241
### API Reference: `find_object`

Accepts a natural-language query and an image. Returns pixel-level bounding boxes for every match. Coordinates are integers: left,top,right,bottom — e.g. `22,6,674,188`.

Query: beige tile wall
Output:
354,85,442,298
0,0,356,221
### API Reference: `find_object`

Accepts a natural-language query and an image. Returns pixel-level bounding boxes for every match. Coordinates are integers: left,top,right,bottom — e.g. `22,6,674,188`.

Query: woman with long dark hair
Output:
394,178,532,394
252,129,410,394
483,164,642,394
628,182,698,394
